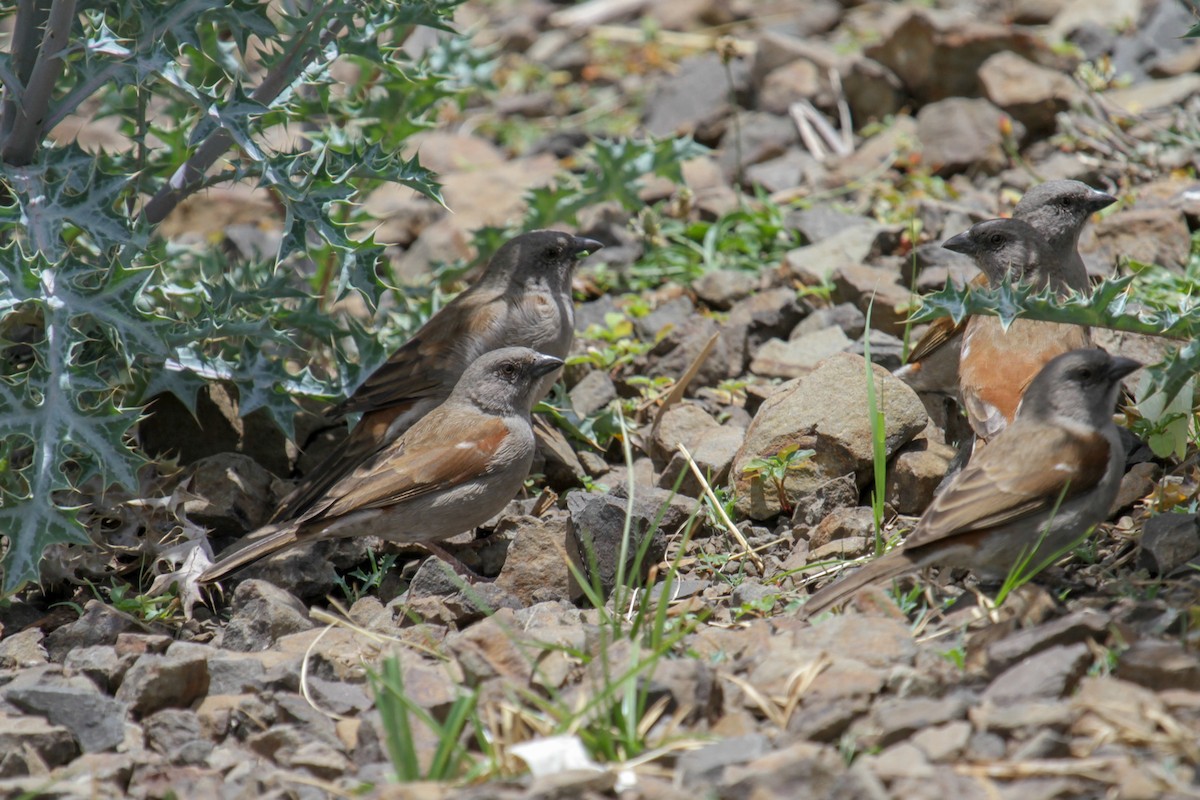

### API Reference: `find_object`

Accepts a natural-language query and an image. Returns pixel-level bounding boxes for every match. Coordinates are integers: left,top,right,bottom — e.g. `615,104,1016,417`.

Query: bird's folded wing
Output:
304,416,511,519
906,316,964,364
904,425,1111,548
332,293,503,416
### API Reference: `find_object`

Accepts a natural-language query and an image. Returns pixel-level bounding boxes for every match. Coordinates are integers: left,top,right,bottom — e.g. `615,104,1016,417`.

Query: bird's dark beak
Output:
569,236,604,259
1105,355,1141,382
942,230,975,255
1086,188,1117,213
531,354,565,378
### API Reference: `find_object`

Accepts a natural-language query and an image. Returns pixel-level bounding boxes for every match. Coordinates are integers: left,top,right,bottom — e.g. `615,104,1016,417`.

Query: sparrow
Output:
896,181,1116,396
272,230,602,522
200,347,565,583
946,218,1092,442
802,348,1139,617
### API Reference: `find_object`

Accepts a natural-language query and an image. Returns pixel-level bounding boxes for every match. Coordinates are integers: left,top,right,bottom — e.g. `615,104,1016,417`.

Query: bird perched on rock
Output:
272,230,601,522
946,218,1092,442
896,181,1116,396
200,347,565,583
802,348,1138,617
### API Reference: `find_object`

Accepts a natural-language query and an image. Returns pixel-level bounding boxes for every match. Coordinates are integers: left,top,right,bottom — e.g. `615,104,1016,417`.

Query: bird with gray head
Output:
201,347,565,583
896,180,1115,397
944,217,1092,442
803,348,1139,618
1012,180,1117,292
272,230,602,522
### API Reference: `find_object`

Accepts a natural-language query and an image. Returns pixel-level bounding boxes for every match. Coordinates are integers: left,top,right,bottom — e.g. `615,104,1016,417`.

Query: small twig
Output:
789,102,826,161
300,625,351,721
677,442,763,572
828,68,854,154
548,0,650,29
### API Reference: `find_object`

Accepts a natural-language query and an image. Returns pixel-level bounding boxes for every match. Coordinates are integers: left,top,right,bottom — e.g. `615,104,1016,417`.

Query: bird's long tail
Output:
801,551,919,618
199,522,301,583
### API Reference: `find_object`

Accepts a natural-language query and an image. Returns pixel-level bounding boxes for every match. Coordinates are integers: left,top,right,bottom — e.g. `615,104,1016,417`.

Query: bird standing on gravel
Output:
945,218,1092,442
200,347,565,583
896,180,1116,396
802,348,1139,618
272,230,602,522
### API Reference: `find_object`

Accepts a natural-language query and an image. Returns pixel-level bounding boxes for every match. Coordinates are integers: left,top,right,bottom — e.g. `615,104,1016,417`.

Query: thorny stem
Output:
140,3,343,225
1,0,77,166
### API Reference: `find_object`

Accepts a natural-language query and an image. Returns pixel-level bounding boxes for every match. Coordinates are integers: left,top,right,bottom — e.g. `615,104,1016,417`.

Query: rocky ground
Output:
4,0,1200,797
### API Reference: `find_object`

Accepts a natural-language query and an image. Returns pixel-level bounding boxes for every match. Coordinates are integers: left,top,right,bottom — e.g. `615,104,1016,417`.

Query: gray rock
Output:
750,327,853,379
986,608,1112,674
652,403,723,466
0,628,46,669
981,643,1092,704
1116,640,1200,691
495,511,573,605
181,452,277,537
867,695,969,748
979,51,1082,137
791,303,866,341
692,269,761,310
144,708,213,765
730,580,778,611
1090,206,1191,274
634,296,694,342
785,224,887,285
809,506,875,550
1106,74,1200,116
568,369,616,417
644,658,722,726
644,52,749,142
885,436,954,516
792,473,860,528
718,111,799,180
567,487,685,601
743,149,825,194
726,287,811,353
842,56,906,126
911,720,972,762
220,579,315,652
1137,511,1200,576
718,742,848,799
917,97,1025,176
45,600,147,662
115,651,210,717
0,714,78,770
865,9,1047,104
678,733,769,788
732,352,927,519
645,314,739,390
658,425,745,498
788,207,875,245
4,681,128,753
205,654,267,695
61,645,133,694
832,263,913,337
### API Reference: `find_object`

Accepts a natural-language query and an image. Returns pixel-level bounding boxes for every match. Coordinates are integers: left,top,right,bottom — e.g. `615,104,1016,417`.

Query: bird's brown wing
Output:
906,316,965,364
904,423,1112,549
303,415,512,520
332,289,505,417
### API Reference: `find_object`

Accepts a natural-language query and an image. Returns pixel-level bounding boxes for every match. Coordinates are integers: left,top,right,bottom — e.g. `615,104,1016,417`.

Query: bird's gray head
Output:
1018,348,1140,428
455,346,565,415
1013,180,1116,250
483,230,603,293
942,218,1054,287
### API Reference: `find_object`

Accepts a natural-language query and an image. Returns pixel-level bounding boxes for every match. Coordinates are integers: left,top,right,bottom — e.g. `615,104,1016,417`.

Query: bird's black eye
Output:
989,233,1005,246
1076,366,1095,381
544,244,563,259
500,362,518,379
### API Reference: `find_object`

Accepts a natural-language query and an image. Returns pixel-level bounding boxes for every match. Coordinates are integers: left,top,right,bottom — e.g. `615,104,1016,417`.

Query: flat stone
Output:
0,628,47,669
1104,73,1200,114
0,713,78,769
114,651,210,717
911,720,972,761
4,683,128,753
979,51,1082,136
677,733,769,787
832,263,913,336
749,327,853,379
917,97,1024,176
982,643,1092,705
785,224,888,285
219,579,315,652
1117,640,1200,691
885,436,954,516
1137,512,1200,575
985,608,1111,674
